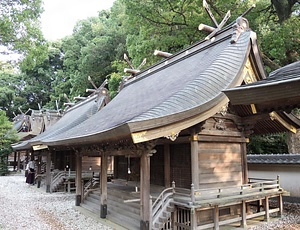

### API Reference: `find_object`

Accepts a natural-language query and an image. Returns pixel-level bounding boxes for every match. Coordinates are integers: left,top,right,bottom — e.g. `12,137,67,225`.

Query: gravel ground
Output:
0,173,112,230
249,202,300,230
0,173,299,230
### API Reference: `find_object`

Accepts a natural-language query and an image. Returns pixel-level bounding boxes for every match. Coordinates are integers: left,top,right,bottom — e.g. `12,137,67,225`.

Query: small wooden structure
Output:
12,82,110,192
11,109,61,171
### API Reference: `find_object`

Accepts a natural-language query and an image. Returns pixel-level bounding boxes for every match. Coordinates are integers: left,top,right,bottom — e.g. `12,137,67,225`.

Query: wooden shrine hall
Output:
12,82,110,192
12,4,300,230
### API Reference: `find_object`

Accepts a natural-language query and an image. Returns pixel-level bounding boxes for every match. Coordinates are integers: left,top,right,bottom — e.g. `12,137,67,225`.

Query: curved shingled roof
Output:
42,25,262,147
12,93,106,151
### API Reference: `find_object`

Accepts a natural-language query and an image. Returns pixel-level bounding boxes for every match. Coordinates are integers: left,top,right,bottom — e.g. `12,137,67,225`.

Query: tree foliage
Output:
0,0,47,67
0,111,18,175
247,133,288,154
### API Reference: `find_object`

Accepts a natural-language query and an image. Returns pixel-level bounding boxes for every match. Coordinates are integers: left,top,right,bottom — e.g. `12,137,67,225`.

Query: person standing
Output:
25,160,35,185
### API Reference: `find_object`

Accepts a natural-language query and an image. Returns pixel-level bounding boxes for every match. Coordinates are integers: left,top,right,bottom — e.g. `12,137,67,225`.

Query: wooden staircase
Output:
81,187,141,230
80,183,176,230
152,187,175,229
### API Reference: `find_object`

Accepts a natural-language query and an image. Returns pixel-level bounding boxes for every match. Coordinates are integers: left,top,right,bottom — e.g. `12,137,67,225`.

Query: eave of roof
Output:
223,61,300,107
42,27,259,147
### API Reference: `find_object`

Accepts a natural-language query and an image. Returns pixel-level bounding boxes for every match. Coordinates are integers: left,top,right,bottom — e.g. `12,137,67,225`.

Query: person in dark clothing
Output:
25,160,35,185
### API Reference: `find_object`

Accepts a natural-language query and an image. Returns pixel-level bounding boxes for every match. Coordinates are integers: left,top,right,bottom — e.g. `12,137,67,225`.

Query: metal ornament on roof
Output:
164,131,180,141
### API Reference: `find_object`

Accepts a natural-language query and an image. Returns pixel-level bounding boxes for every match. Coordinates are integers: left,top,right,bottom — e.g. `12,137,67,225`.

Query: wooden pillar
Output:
45,151,51,193
164,144,171,187
140,152,151,230
13,151,17,171
241,200,247,228
190,130,199,189
100,154,108,218
214,206,219,230
37,155,42,188
75,154,82,206
264,197,270,222
190,208,197,229
241,141,248,184
17,152,21,172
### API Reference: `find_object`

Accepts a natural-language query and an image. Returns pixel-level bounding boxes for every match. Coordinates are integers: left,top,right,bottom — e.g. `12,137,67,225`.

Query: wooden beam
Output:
140,152,151,229
198,23,215,33
124,68,140,75
74,96,87,100
153,50,172,58
75,154,82,206
45,151,51,193
101,154,108,218
203,0,219,27
164,144,171,187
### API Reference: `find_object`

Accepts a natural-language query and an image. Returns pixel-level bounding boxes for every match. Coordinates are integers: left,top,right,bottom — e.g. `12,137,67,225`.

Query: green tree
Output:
0,0,47,67
0,111,18,175
0,63,26,118
61,3,127,98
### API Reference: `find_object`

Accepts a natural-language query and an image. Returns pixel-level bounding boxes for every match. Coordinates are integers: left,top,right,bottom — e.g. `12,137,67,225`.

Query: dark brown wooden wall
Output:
170,143,191,189
150,145,164,186
114,156,128,180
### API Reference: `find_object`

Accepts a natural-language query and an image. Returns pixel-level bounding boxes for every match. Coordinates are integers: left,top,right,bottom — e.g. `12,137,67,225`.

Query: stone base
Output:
100,204,107,218
75,195,81,206
140,220,149,230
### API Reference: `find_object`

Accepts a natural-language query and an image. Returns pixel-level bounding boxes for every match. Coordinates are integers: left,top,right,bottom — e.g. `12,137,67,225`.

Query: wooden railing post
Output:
191,184,195,204
241,200,247,228
264,197,270,222
214,206,219,230
172,181,175,194
149,195,153,230
278,194,283,217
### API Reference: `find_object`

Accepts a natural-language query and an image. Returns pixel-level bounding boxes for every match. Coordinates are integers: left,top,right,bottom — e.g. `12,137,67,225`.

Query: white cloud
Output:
41,0,115,41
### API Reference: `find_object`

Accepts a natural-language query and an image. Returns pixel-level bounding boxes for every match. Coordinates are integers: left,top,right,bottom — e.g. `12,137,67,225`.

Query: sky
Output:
41,0,115,41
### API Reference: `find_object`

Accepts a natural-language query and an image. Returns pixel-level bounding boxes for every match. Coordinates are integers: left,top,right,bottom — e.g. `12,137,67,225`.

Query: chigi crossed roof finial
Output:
199,0,255,43
199,0,231,41
124,53,147,76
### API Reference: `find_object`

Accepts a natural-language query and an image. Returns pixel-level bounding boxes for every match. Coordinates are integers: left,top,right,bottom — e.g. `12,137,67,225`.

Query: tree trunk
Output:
287,130,300,154
271,0,297,23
